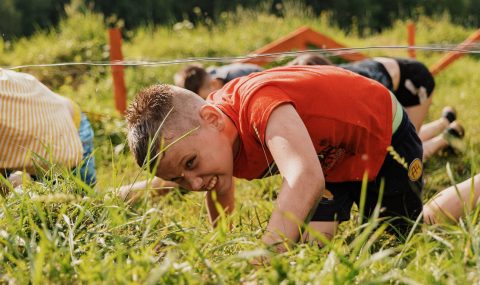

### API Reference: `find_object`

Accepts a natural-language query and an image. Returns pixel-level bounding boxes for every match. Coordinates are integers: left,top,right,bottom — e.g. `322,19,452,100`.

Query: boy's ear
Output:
199,105,224,130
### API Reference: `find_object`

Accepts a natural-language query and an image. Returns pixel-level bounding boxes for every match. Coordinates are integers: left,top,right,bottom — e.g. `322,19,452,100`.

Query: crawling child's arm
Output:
205,180,235,227
118,177,177,203
263,104,325,249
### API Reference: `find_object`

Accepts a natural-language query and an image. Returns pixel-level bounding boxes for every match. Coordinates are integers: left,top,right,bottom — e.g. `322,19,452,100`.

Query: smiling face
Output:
155,105,237,194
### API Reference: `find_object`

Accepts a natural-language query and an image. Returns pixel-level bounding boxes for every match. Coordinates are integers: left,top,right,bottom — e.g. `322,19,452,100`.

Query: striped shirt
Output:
0,69,83,173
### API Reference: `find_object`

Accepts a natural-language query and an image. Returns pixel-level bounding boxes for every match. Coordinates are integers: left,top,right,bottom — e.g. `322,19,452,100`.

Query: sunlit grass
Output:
1,3,480,284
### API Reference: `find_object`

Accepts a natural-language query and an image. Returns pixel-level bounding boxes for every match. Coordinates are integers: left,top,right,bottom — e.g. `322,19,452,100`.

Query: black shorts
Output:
311,109,424,233
395,58,435,107
340,60,394,92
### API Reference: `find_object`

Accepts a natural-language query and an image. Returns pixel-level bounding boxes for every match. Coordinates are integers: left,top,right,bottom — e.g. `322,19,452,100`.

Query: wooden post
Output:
430,29,480,76
407,22,416,58
108,28,127,114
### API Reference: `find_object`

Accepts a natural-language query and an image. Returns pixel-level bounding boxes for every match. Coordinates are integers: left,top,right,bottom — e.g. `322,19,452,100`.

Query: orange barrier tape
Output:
430,29,480,76
239,26,368,66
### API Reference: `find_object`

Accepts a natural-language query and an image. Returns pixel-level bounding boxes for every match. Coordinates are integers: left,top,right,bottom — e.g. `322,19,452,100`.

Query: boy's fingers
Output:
249,256,270,267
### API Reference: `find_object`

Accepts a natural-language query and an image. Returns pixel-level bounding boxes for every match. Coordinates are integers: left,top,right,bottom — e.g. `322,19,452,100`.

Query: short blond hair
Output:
126,84,205,169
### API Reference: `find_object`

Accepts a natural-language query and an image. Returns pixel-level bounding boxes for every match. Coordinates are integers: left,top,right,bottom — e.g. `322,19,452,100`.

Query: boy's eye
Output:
185,156,196,170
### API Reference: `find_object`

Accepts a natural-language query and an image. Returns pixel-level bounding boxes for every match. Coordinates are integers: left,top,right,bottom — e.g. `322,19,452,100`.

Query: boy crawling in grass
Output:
125,65,469,249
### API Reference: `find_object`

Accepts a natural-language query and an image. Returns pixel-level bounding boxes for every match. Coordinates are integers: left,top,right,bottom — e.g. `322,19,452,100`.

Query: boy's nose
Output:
185,174,204,191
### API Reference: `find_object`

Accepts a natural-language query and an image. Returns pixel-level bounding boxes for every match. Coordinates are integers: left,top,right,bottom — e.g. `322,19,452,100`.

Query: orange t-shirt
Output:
209,65,392,182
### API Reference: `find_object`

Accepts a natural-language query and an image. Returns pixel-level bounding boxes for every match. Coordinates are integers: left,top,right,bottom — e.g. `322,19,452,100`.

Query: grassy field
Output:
1,4,480,284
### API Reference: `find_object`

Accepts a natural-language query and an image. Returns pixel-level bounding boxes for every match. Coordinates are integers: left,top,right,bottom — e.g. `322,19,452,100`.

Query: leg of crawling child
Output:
423,173,480,224
422,121,465,161
304,174,480,244
418,106,455,141
420,106,465,161
404,97,433,133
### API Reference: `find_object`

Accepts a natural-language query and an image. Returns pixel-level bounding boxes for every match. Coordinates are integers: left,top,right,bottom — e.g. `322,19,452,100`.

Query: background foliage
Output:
2,0,480,39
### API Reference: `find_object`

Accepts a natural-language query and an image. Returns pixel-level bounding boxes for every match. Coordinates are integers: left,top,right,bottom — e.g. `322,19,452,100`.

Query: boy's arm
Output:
118,177,176,203
0,171,31,196
205,180,235,227
263,104,325,249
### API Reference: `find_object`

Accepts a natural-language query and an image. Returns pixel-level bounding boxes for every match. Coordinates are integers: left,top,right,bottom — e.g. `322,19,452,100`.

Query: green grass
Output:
1,4,480,284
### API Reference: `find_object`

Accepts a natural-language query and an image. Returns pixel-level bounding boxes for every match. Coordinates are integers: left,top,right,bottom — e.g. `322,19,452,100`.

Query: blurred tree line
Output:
1,0,480,39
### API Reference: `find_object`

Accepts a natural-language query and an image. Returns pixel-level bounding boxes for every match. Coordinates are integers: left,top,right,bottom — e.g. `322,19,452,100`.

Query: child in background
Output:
174,63,263,99
126,65,425,247
0,68,96,191
289,53,465,160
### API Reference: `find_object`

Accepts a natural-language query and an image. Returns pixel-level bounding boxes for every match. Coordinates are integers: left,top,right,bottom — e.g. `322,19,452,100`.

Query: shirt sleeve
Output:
242,85,295,144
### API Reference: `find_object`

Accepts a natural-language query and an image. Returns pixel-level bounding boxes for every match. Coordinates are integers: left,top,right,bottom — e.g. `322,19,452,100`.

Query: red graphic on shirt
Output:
317,146,346,171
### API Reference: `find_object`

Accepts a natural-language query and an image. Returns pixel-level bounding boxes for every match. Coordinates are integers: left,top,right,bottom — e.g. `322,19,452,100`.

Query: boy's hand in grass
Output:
116,177,176,204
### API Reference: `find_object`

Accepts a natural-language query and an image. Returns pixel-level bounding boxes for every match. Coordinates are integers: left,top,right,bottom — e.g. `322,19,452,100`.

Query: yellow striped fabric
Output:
0,69,83,173
69,99,82,129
